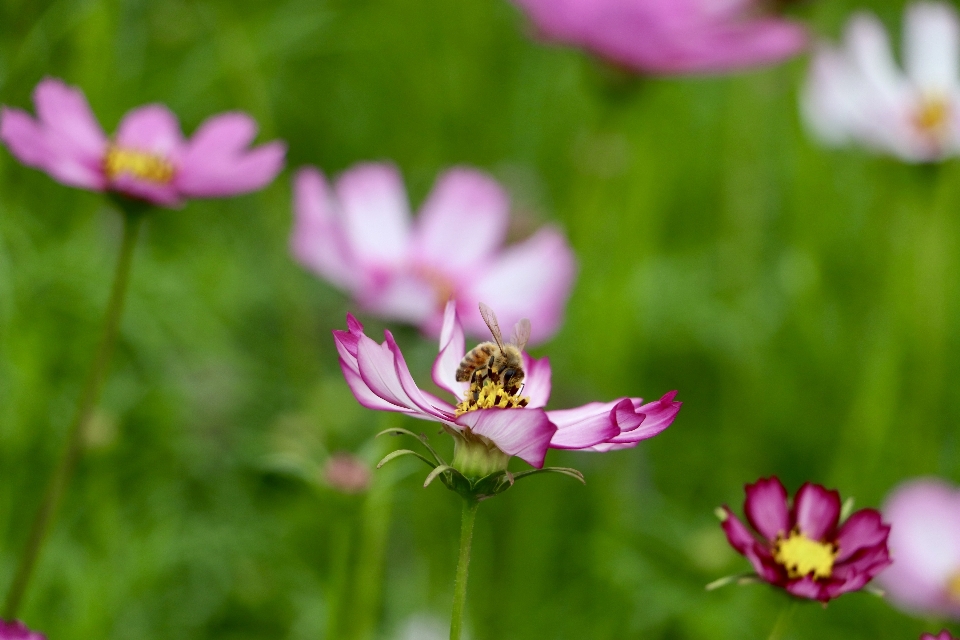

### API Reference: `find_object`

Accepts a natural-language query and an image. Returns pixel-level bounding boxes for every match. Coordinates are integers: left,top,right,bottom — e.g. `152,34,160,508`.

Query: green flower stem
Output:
3,209,144,619
450,498,479,640
766,599,799,640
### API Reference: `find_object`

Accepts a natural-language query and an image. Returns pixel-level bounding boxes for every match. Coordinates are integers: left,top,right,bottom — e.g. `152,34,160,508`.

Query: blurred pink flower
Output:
0,77,286,207
0,620,45,640
878,478,960,619
720,477,891,602
291,164,576,346
510,0,807,75
323,453,372,494
803,2,960,162
922,632,958,640
333,301,679,470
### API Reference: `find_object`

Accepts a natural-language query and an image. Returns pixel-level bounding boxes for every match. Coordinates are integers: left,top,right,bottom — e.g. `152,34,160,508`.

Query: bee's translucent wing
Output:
512,319,531,352
478,302,504,351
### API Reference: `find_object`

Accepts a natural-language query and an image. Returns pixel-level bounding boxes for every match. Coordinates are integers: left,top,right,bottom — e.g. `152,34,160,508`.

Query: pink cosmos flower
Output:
0,77,286,207
333,301,680,474
719,477,891,602
877,478,960,619
803,2,960,162
922,632,958,640
292,164,576,346
0,620,45,640
509,0,808,75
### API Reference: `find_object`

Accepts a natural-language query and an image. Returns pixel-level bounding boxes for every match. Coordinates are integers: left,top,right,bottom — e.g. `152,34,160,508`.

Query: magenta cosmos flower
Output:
922,632,958,640
510,0,808,75
292,164,576,346
877,478,960,619
803,3,960,162
719,477,891,602
0,621,44,640
0,78,286,207
334,301,679,493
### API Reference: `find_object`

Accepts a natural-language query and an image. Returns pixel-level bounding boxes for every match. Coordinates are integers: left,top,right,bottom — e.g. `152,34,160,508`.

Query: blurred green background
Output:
1,0,958,638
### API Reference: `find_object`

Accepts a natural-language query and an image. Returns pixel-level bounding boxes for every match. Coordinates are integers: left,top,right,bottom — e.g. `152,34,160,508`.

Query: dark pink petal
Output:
545,400,622,450
821,571,872,600
835,509,890,563
920,632,957,640
290,167,359,290
793,482,842,540
33,77,107,160
456,408,557,469
720,507,757,554
114,104,185,158
834,541,891,580
744,545,785,585
335,163,412,271
110,173,181,207
412,167,509,276
744,477,790,542
463,226,576,345
608,391,681,443
0,620,45,640
0,108,106,190
431,301,468,398
521,353,552,409
785,575,822,600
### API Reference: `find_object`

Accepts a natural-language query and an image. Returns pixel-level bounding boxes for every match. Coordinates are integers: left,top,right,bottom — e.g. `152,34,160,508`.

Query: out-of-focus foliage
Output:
0,0,956,638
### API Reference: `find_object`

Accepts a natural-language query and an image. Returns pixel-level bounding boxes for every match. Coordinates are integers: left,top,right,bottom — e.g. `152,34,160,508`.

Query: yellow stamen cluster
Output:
455,378,529,417
915,96,951,137
773,530,838,580
104,147,176,184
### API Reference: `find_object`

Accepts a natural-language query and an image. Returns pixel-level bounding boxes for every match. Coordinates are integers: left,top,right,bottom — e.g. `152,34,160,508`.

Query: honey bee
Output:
455,302,531,397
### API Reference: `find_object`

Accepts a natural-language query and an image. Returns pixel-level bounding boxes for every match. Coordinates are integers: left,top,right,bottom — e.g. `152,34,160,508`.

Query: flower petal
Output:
114,104,185,158
0,619,46,640
432,300,468,398
456,408,556,468
744,477,790,542
463,226,576,345
412,167,509,276
545,399,623,450
793,482,841,541
903,1,960,92
290,167,360,290
608,391,681,444
335,162,412,271
521,353,552,409
33,77,107,161
720,507,758,555
785,575,823,600
835,508,890,563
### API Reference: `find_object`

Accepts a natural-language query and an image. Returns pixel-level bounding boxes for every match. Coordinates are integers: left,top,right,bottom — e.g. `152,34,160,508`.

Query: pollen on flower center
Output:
455,378,529,417
914,96,951,137
104,146,176,184
773,530,838,580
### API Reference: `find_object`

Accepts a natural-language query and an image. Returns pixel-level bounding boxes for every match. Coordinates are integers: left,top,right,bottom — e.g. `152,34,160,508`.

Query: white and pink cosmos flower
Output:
510,0,808,75
0,78,286,207
803,2,960,162
878,478,960,619
333,301,680,471
292,164,576,346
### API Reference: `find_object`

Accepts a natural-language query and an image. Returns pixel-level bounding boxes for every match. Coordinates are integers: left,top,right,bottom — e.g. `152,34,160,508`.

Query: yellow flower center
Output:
915,96,951,137
946,571,960,602
104,147,176,184
773,530,838,580
455,378,529,416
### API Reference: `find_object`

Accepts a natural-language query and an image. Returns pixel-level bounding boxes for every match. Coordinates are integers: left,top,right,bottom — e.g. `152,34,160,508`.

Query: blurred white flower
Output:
394,615,457,640
803,2,960,162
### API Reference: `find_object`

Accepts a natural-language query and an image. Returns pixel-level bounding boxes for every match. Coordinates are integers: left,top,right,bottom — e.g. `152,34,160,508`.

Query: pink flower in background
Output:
510,0,807,75
333,301,679,471
878,478,960,619
921,632,958,640
0,620,45,640
0,77,286,207
803,2,960,162
292,164,576,346
719,477,891,602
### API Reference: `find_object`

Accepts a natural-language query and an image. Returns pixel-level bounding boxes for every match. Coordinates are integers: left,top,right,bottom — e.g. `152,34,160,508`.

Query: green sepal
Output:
511,467,585,484
375,427,447,466
376,449,437,470
705,572,758,591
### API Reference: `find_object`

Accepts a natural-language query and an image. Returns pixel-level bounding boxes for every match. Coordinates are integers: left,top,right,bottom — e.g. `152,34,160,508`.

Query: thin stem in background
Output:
449,498,479,640
766,599,799,640
3,210,144,619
